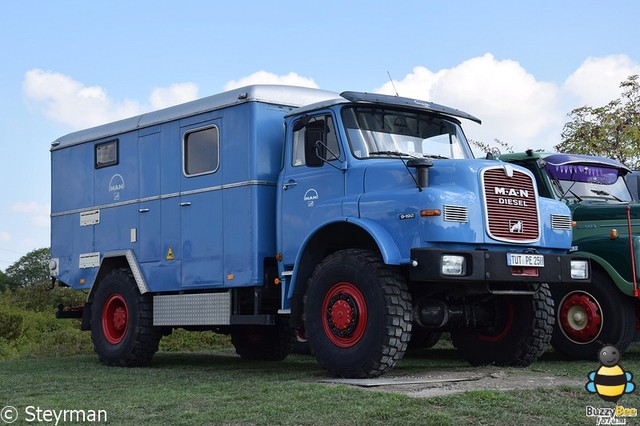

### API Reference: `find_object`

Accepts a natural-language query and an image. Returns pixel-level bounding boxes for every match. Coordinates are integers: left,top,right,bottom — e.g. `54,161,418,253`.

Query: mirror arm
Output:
315,141,345,171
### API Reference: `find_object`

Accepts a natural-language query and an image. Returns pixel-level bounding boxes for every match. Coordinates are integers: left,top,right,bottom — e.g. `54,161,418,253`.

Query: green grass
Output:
2,342,639,425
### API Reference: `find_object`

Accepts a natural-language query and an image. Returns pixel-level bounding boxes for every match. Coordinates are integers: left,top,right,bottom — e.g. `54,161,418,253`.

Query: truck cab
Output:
500,151,640,359
276,92,589,376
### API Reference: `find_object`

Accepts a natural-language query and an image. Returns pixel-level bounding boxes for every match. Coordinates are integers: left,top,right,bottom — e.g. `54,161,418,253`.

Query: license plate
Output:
506,253,544,267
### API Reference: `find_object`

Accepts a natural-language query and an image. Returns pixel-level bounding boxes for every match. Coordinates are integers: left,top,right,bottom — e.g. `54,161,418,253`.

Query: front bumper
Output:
409,248,590,284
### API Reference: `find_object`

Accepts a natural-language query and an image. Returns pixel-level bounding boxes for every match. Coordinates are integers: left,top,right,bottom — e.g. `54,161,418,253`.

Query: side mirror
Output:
304,128,324,167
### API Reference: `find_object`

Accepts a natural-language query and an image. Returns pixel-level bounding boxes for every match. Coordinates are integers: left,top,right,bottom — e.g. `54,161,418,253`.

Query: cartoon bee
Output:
586,345,635,403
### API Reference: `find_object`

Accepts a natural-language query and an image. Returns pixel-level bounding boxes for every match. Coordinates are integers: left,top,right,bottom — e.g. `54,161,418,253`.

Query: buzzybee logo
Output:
585,345,637,425
586,345,635,403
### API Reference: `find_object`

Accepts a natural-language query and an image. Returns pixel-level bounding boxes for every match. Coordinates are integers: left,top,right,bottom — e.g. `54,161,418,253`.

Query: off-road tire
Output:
91,268,161,366
451,284,554,366
304,249,412,378
551,269,636,360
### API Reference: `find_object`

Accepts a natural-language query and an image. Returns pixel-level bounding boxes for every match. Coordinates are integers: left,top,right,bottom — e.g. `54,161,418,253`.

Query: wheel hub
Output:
327,296,357,335
559,292,602,343
102,293,129,344
322,282,367,348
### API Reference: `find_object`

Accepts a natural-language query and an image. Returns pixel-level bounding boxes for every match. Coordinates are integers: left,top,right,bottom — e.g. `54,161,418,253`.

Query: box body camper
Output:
52,85,589,377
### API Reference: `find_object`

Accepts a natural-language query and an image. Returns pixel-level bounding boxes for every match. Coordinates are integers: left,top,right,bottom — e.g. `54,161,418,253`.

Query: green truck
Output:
500,151,639,359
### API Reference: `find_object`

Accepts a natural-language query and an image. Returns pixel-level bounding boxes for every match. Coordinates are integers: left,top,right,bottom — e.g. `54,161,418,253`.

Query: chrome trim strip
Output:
51,180,276,217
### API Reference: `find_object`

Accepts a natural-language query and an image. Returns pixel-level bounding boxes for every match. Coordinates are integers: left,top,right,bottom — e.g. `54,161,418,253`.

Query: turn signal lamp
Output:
421,209,441,217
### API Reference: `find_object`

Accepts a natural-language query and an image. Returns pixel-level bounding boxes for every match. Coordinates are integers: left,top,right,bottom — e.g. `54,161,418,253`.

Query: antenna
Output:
387,71,399,96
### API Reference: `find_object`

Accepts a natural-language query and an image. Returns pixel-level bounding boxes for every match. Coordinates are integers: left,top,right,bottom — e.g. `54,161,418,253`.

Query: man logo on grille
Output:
509,220,524,234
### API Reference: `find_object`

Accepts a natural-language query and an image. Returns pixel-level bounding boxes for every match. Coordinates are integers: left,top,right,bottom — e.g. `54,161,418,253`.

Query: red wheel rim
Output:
102,293,129,344
322,282,367,348
558,291,602,343
478,298,514,342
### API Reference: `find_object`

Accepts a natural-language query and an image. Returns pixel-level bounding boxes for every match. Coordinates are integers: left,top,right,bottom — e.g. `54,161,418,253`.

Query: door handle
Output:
138,208,150,213
179,202,192,207
283,180,297,190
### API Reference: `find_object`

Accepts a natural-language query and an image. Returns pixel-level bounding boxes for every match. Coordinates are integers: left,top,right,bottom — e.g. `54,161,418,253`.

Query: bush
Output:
4,283,87,312
0,337,17,360
0,304,23,340
0,298,93,361
160,329,231,352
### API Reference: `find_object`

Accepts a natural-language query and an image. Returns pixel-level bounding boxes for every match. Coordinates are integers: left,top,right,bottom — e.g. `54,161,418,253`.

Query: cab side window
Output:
292,115,340,167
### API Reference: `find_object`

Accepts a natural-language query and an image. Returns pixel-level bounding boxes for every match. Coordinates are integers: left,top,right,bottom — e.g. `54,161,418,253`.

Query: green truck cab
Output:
500,151,640,359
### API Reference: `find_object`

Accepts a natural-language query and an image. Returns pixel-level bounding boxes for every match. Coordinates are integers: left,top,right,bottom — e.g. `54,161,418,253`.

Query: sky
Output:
0,1,639,269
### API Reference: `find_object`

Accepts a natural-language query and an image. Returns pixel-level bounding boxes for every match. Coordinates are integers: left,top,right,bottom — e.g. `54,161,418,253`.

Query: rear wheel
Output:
451,284,554,366
231,317,292,361
91,268,161,366
305,249,412,378
552,269,636,360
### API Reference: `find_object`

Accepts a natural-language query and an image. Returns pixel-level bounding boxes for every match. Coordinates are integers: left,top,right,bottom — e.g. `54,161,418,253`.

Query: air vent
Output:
551,214,573,230
443,205,468,222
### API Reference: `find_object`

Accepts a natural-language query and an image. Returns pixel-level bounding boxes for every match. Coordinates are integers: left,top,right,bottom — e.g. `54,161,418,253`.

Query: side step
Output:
153,292,275,326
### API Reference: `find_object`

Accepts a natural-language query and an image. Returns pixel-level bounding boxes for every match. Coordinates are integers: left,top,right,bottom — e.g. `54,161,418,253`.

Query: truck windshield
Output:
341,106,472,159
544,163,633,202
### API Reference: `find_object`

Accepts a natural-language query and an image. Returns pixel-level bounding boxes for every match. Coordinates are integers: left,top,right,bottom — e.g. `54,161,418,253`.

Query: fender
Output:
345,217,405,264
287,217,404,300
89,249,149,300
573,251,635,296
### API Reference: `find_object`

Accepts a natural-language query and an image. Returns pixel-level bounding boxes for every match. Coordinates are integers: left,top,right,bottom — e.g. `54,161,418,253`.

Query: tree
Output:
555,75,640,169
2,247,85,311
469,138,514,157
0,270,10,293
5,247,51,289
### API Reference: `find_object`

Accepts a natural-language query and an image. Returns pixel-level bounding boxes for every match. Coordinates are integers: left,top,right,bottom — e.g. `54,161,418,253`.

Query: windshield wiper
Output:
551,177,582,202
369,151,426,191
369,150,418,158
591,189,624,202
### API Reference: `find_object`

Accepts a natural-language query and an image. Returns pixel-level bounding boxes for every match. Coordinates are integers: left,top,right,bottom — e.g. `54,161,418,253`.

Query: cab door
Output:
279,114,345,266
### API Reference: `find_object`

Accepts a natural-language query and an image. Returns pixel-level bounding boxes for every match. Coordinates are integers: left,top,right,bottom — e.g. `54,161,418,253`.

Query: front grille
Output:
482,166,540,243
551,214,573,230
443,205,468,222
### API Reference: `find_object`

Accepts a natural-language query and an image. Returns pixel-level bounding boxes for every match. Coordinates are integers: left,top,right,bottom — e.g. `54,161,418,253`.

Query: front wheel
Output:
91,268,161,366
451,284,554,366
304,249,412,378
551,269,636,360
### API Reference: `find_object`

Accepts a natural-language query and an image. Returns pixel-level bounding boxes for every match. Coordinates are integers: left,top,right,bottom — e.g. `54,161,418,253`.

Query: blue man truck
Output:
51,85,589,378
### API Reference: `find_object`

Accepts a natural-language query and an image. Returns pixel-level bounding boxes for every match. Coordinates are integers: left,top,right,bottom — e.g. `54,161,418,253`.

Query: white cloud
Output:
23,69,199,130
224,71,318,91
11,201,47,214
376,54,562,152
563,55,640,107
23,58,638,154
150,83,199,109
11,202,50,227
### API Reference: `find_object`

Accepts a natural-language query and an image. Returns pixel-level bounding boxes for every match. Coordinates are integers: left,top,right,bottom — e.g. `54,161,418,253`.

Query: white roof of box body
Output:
51,85,340,150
